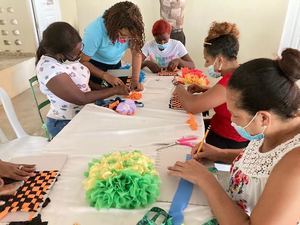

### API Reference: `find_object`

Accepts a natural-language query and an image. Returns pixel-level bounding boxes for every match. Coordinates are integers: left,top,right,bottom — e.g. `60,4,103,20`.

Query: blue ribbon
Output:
168,154,193,225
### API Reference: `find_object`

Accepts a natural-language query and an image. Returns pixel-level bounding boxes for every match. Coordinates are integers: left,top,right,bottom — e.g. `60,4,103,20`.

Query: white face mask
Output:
207,59,222,78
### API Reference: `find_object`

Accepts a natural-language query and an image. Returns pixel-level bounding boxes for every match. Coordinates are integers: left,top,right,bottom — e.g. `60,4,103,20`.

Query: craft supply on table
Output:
156,146,213,205
169,94,184,110
196,125,211,154
168,154,193,225
8,213,49,225
96,97,144,114
83,151,160,209
126,91,142,100
155,136,198,151
175,68,209,86
158,71,179,76
136,207,172,225
116,99,137,115
0,171,59,221
186,114,198,131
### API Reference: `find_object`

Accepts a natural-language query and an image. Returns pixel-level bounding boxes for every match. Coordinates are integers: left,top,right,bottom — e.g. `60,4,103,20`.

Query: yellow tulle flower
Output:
84,151,158,191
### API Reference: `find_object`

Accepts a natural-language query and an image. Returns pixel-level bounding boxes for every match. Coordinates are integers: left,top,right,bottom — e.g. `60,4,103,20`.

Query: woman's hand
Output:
144,61,161,73
130,80,144,91
191,142,221,162
114,84,130,95
173,84,186,95
103,72,124,86
168,159,214,186
0,178,24,196
187,84,208,94
167,58,181,71
0,160,35,181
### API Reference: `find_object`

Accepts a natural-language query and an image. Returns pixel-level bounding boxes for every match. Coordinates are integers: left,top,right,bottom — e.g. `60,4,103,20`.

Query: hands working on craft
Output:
142,59,180,73
102,72,143,91
167,58,181,72
0,160,36,196
102,72,124,87
187,84,209,94
114,84,131,95
167,141,221,185
143,61,161,73
167,158,213,187
130,79,144,92
173,82,209,96
0,160,35,181
167,138,240,185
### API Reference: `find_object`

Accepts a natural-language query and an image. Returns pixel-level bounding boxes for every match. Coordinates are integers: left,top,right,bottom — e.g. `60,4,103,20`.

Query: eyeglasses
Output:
64,43,84,62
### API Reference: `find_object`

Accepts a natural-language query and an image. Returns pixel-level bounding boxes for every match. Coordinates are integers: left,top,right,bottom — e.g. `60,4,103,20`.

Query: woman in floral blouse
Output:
168,48,300,224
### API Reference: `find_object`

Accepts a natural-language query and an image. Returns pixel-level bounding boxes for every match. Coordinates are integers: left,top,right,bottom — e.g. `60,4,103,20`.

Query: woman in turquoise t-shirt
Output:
81,1,145,91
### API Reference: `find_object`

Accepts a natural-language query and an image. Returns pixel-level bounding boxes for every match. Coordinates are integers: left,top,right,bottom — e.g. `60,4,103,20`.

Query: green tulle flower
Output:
84,151,160,209
202,218,218,225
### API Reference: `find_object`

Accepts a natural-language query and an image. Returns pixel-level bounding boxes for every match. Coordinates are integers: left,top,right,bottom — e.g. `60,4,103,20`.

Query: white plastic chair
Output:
0,87,48,160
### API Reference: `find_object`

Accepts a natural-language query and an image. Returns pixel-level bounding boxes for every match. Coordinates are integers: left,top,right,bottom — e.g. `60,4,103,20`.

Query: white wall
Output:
0,0,37,53
184,0,288,68
65,0,289,70
59,0,78,29
279,0,300,53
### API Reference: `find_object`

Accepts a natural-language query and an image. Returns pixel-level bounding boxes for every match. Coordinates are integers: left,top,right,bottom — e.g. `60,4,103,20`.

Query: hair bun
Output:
278,48,300,82
205,21,239,42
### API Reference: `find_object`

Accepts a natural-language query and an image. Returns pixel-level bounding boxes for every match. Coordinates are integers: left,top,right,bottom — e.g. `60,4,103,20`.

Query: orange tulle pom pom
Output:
126,91,142,100
176,68,209,87
186,113,198,131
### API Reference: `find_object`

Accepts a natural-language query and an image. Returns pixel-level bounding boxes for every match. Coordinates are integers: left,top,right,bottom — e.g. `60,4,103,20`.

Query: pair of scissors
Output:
155,136,198,151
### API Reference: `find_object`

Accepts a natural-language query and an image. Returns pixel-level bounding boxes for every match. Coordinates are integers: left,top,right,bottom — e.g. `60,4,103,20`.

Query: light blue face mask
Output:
207,59,222,78
231,113,266,141
157,42,169,51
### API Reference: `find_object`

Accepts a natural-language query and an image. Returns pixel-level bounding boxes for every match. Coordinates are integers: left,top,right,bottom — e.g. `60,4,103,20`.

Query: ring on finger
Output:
18,165,23,170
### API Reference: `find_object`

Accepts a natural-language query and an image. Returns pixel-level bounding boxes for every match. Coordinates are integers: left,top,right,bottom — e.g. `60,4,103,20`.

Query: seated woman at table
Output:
141,19,195,73
36,22,129,138
169,48,300,224
81,1,144,91
174,21,248,149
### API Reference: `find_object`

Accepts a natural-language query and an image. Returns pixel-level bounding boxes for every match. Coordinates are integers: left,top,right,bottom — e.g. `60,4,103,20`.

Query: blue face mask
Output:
157,42,168,51
231,113,266,141
207,59,222,78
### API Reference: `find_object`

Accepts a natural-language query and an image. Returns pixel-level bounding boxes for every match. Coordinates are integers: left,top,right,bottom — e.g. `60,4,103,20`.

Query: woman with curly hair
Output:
173,21,249,150
81,1,145,91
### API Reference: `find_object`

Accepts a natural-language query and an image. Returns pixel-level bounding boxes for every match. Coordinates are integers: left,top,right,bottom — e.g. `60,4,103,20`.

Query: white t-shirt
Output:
36,55,91,120
142,39,188,68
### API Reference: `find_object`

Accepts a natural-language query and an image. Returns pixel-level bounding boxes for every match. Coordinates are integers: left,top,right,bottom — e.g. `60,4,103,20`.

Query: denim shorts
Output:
46,117,71,138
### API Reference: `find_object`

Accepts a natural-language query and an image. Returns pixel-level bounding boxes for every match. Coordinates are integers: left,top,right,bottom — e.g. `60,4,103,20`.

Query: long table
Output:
12,74,217,224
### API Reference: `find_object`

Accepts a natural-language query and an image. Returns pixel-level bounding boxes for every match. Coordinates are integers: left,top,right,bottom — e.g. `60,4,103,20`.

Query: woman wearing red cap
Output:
141,19,194,73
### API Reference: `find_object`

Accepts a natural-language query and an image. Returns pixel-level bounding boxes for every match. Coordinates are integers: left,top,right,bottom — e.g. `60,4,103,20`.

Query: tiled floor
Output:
0,86,48,140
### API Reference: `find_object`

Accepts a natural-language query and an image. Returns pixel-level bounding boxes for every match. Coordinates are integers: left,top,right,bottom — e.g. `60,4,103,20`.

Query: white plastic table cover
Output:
14,74,217,224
